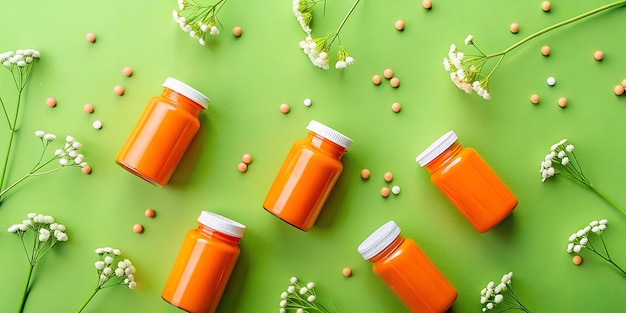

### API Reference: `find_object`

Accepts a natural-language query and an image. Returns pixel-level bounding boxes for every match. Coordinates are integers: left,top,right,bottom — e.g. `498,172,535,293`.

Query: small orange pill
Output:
114,85,124,96
122,67,133,77
541,1,551,12
81,165,92,175
383,68,394,79
593,50,604,61
342,267,352,277
232,26,243,37
145,208,156,218
422,0,432,9
510,23,519,34
557,97,568,108
390,77,400,88
383,172,394,182
372,74,382,85
242,153,252,164
614,85,625,96
85,32,96,43
45,97,57,108
83,103,94,113
279,103,290,114
572,255,583,266
237,162,248,173
133,223,144,233
394,20,405,31
541,46,550,56
530,94,540,104
360,169,371,180
380,187,391,198
391,102,401,112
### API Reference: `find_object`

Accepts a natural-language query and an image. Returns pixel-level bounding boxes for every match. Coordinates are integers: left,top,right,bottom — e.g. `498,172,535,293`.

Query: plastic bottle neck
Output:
423,141,463,174
197,223,242,245
368,235,405,263
306,132,347,159
162,87,205,116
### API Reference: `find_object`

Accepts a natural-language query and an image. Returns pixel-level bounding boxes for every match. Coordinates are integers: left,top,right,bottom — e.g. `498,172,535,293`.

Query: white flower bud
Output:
95,248,104,254
299,287,308,294
494,294,503,303
35,130,45,137
307,295,316,302
43,134,56,141
290,277,297,284
287,286,295,293
115,268,124,277
113,249,121,256
128,281,137,289
103,267,112,276
306,282,315,289
95,261,105,270
7,224,19,233
59,158,68,166
279,300,287,307
104,256,114,264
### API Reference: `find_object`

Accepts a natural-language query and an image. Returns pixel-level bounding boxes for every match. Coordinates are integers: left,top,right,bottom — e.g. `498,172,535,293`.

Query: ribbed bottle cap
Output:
357,221,401,260
415,130,458,167
306,120,353,150
197,211,246,238
163,77,210,109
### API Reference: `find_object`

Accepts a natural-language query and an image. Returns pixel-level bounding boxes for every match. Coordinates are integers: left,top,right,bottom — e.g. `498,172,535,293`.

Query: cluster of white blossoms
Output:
94,247,137,290
172,0,225,46
294,0,359,70
43,132,88,168
539,139,576,182
480,272,530,312
443,42,491,100
278,277,330,313
566,219,607,254
0,49,40,68
8,213,68,243
292,0,313,36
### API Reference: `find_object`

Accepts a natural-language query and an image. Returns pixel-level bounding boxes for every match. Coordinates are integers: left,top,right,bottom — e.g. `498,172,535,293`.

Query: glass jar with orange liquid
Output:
162,211,245,313
116,77,209,186
416,130,518,232
358,220,457,313
263,120,352,231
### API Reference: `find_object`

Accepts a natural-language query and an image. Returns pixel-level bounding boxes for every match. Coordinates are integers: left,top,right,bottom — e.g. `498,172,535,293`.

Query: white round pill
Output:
93,120,102,129
391,185,401,195
303,98,312,107
547,76,556,86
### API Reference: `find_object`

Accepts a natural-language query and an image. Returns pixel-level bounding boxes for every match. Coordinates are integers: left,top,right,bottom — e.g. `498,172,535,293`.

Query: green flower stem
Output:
481,0,626,80
588,247,626,276
17,264,34,313
0,156,60,199
76,287,101,313
590,185,626,217
327,0,361,47
0,90,22,202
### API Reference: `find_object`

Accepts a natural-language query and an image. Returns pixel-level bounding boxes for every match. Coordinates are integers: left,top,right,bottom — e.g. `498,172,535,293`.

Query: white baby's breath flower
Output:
464,34,474,45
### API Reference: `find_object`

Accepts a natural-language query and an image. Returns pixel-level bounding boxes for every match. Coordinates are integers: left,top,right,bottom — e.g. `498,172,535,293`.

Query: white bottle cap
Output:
415,130,458,167
163,77,211,109
357,221,401,260
197,211,246,238
306,120,353,150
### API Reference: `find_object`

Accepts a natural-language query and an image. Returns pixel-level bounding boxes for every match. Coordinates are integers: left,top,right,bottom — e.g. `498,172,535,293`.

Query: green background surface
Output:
1,0,626,312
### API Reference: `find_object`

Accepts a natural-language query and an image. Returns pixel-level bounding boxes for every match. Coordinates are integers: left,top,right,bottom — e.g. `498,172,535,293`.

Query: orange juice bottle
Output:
358,221,457,313
162,211,245,313
263,120,353,231
416,130,518,232
116,77,210,186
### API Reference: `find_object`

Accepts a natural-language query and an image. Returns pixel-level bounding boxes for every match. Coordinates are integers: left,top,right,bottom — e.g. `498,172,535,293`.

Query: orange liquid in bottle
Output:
417,131,517,232
116,77,209,186
359,221,457,313
162,211,245,313
263,120,352,231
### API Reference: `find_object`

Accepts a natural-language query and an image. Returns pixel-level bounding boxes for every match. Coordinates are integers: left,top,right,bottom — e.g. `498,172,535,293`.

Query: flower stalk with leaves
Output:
76,247,137,313
539,139,626,217
278,276,339,313
7,212,68,313
172,0,229,46
480,272,530,312
444,0,626,99
566,218,626,276
0,131,89,200
296,0,360,70
0,49,40,202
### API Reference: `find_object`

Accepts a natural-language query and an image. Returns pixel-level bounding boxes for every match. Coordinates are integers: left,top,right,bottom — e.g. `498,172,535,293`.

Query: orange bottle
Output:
416,130,518,232
116,77,210,186
358,221,457,313
263,120,353,231
162,211,245,313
